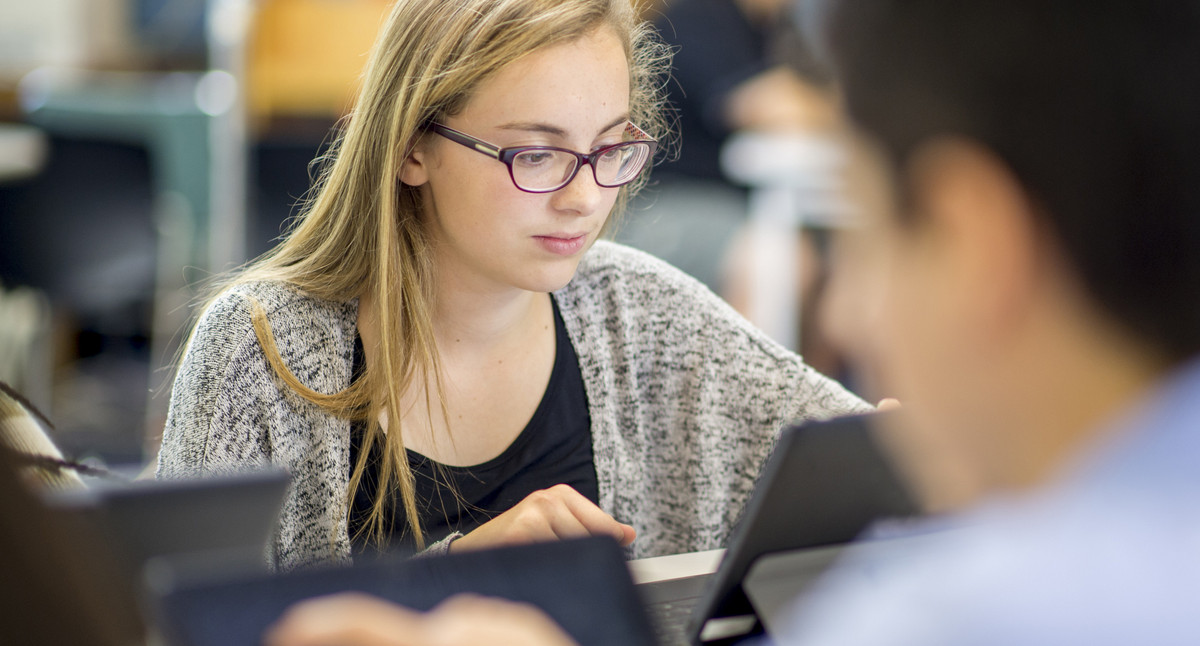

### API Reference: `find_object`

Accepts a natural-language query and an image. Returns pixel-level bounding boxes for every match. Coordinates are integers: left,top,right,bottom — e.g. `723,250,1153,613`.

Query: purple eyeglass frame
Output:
426,121,657,193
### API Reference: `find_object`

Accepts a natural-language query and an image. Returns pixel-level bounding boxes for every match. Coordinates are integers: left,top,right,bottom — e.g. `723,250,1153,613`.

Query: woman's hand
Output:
263,592,577,646
450,484,636,553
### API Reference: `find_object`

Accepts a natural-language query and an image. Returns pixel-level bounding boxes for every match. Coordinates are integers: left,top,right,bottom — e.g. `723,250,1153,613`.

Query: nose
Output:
549,162,607,216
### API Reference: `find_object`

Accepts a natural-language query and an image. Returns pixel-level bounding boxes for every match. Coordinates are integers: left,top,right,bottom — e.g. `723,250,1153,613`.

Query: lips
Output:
534,232,589,256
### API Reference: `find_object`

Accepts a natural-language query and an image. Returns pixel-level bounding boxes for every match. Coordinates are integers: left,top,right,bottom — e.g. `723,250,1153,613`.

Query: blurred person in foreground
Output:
0,424,143,646
267,0,1200,643
780,0,1200,642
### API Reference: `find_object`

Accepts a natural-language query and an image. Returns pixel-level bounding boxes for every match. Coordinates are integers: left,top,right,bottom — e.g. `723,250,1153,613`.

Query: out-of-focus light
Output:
195,70,238,116
16,67,54,113
209,0,251,49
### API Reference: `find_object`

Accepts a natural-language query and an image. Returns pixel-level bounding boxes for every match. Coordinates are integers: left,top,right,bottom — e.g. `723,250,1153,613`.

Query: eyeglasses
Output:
426,121,657,193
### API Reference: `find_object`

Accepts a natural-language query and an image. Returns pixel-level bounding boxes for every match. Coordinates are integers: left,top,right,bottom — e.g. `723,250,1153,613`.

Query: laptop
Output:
45,467,292,582
147,535,657,646
639,412,921,645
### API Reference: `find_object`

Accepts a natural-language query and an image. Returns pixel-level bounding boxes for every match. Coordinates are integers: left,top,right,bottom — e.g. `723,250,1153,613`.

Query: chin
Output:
520,259,584,293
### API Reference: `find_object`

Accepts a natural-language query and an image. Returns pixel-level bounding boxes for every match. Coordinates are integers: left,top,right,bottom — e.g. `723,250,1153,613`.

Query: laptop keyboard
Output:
639,573,712,646
647,597,700,645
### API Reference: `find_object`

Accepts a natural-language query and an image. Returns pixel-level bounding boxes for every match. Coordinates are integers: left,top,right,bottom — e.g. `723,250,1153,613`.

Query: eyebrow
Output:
496,114,630,139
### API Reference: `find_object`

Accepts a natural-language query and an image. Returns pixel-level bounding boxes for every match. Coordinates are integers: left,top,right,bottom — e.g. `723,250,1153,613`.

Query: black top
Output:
348,296,598,556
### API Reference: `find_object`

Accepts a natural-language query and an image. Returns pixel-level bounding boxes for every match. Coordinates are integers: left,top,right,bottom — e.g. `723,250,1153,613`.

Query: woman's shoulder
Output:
200,280,356,333
188,280,358,366
211,280,352,316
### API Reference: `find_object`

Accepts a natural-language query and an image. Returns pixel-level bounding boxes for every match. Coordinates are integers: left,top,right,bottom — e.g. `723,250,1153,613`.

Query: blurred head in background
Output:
818,1,1200,504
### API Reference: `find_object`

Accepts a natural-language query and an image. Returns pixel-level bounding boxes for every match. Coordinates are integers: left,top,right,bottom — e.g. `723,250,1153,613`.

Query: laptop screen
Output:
687,412,920,642
45,467,291,581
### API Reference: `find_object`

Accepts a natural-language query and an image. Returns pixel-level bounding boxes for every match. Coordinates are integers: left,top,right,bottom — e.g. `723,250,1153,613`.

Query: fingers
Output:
550,485,636,546
617,522,638,546
263,593,579,646
525,485,634,546
453,485,636,552
876,398,902,411
422,595,579,646
263,592,428,646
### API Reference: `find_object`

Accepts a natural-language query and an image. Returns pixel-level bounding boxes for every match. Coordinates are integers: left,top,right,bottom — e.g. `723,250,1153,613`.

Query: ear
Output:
399,140,431,187
905,138,1043,339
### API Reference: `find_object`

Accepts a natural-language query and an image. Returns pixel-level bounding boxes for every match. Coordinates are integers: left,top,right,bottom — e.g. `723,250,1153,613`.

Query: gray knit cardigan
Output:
157,241,869,570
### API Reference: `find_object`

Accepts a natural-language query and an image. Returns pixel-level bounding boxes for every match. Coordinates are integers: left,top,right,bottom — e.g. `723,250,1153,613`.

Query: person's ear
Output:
399,140,431,187
905,137,1042,339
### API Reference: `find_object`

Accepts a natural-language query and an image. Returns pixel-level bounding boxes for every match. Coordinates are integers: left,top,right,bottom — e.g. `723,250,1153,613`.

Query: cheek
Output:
827,225,980,440
822,231,886,372
873,257,993,511
876,246,954,399
427,165,525,233
874,240,989,482
597,190,620,225
822,228,919,399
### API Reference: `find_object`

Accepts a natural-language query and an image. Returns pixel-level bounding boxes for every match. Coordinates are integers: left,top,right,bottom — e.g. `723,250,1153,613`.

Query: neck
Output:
431,279,549,355
357,242,555,363
354,271,552,430
986,300,1170,492
357,275,548,362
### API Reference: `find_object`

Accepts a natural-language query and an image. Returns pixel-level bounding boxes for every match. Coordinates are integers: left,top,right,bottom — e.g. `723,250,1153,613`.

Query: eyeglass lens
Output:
511,142,651,191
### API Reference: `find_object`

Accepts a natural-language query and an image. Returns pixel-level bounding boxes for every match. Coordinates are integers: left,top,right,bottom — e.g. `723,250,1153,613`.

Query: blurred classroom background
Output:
0,0,856,470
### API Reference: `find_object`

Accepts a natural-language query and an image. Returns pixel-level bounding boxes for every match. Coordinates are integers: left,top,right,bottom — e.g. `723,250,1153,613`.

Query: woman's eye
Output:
598,146,624,161
515,151,554,166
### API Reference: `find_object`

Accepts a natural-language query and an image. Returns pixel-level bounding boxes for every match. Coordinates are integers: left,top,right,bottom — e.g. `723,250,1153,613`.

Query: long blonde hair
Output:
198,0,670,550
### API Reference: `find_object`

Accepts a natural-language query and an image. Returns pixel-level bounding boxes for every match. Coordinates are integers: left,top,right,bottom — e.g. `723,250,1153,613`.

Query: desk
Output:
627,548,725,584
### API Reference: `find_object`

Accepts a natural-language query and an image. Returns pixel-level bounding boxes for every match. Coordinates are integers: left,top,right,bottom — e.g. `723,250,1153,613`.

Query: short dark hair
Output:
820,1,1200,361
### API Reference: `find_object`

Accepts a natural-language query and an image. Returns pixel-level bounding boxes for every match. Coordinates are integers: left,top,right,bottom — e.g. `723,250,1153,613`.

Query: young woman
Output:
157,0,869,571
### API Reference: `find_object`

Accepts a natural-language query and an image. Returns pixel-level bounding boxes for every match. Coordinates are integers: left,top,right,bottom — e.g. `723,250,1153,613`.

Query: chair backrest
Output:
246,0,392,122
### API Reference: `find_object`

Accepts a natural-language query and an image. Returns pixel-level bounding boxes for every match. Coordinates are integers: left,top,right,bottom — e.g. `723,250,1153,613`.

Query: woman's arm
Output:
156,291,274,478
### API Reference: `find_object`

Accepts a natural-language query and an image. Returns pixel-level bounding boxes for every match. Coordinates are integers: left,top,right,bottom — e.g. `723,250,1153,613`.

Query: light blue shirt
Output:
780,359,1200,645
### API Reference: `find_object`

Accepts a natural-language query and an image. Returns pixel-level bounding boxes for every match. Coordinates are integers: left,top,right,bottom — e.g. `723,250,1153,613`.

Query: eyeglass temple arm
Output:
428,123,502,159
623,121,656,142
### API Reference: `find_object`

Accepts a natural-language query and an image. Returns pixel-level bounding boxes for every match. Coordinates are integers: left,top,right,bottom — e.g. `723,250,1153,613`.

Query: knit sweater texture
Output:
157,241,870,570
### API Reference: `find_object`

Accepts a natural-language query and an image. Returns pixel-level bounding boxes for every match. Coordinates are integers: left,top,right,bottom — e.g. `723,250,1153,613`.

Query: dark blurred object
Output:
151,537,654,646
0,445,146,646
0,137,156,320
0,136,155,465
251,128,337,258
48,467,290,582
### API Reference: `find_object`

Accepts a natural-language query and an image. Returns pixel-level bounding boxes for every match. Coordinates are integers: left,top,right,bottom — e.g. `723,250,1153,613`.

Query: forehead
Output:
454,27,632,135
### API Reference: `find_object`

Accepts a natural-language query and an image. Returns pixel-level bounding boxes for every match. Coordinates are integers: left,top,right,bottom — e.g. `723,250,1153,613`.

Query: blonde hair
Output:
0,382,85,491
195,0,670,551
